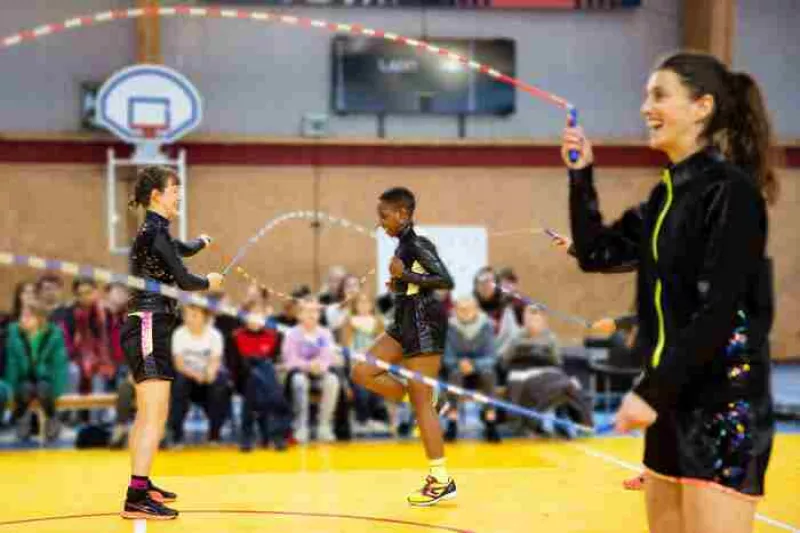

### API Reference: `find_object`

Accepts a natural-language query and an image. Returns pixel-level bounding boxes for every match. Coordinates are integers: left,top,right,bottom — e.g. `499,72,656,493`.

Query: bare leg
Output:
405,354,445,461
350,333,406,402
131,380,171,477
683,483,757,533
645,471,684,533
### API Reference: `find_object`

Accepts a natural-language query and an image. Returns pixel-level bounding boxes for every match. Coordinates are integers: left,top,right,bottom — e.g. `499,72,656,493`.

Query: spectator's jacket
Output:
506,329,560,370
282,326,336,373
4,321,68,396
62,302,113,378
234,327,281,362
444,312,497,374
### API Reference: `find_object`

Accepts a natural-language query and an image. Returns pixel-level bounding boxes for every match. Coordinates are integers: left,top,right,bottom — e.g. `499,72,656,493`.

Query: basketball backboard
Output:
96,64,202,162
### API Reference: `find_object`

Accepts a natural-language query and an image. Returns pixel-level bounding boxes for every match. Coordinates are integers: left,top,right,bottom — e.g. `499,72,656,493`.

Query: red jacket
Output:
233,327,280,361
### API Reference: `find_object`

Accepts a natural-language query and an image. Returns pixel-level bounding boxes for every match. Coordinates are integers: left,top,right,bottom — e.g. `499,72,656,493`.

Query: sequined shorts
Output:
643,397,774,498
121,312,176,383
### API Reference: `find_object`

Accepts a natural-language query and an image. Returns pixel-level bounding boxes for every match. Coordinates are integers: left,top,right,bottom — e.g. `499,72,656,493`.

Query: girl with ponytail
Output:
120,166,224,520
562,52,777,533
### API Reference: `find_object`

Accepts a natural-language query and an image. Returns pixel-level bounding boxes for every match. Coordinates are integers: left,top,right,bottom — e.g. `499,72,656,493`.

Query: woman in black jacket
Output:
562,52,777,533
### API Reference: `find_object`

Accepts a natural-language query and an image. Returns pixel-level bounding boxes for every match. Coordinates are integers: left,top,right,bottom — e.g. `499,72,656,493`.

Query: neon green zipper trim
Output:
651,169,673,368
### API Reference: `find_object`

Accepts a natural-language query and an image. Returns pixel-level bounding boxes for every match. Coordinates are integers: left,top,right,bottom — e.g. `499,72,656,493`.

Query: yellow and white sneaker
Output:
407,475,457,507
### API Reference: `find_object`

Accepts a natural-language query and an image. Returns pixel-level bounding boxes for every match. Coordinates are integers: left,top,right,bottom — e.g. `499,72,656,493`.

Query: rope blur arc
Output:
0,5,574,113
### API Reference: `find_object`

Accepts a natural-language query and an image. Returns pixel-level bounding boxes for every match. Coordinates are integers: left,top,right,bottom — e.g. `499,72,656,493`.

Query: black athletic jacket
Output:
568,148,773,414
392,225,454,296
128,210,209,315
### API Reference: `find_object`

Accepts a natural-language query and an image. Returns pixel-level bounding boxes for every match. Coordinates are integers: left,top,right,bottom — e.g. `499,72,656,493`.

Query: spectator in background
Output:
242,283,268,310
282,298,340,443
496,267,526,324
0,281,38,415
104,283,129,380
109,375,136,449
213,289,248,395
318,265,347,306
504,306,560,371
169,305,230,446
325,273,363,336
473,267,520,368
63,278,114,399
275,286,311,330
234,300,290,452
442,297,500,443
12,281,38,321
4,304,68,442
36,273,69,324
341,293,390,434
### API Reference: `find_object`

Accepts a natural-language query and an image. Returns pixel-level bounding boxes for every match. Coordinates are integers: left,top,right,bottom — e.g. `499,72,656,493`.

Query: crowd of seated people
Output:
1,264,615,448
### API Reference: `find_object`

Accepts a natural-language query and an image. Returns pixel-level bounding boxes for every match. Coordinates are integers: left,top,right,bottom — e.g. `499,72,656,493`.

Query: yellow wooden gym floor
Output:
0,435,797,533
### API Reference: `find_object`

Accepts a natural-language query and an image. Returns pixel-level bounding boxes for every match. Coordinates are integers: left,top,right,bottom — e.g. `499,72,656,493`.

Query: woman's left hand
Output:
614,392,658,433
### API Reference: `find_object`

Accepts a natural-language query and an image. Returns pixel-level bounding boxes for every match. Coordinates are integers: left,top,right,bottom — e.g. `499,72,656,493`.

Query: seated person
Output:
234,301,291,452
4,305,68,442
504,306,561,371
442,297,500,443
169,305,230,445
282,298,340,444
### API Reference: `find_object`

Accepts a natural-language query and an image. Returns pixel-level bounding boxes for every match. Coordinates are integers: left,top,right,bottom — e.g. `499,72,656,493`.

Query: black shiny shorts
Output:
386,294,448,358
644,396,774,497
121,312,176,383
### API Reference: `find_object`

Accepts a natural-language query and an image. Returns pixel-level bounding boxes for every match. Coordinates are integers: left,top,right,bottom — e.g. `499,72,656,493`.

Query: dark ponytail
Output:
657,52,779,204
726,72,779,204
128,166,180,210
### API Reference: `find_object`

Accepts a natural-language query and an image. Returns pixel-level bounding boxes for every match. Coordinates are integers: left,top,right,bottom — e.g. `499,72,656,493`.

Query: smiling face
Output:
150,176,181,220
641,69,714,162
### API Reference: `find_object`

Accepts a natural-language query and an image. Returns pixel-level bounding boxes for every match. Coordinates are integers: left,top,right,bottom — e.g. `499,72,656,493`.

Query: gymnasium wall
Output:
1,163,798,359
2,0,681,138
734,0,800,141
0,0,135,134
3,1,799,140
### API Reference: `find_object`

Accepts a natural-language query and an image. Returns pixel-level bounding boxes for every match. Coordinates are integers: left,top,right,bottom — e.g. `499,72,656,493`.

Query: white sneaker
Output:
294,426,309,444
317,424,336,443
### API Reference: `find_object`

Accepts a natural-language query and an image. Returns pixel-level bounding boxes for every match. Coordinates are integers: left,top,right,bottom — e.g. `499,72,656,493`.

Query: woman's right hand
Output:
561,122,594,170
207,272,224,291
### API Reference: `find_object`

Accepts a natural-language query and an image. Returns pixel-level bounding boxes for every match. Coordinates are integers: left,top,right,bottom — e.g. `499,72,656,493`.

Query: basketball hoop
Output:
130,123,168,163
136,125,162,140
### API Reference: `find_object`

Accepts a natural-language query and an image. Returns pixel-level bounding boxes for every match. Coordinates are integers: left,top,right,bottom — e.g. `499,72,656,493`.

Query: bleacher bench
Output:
30,393,118,444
